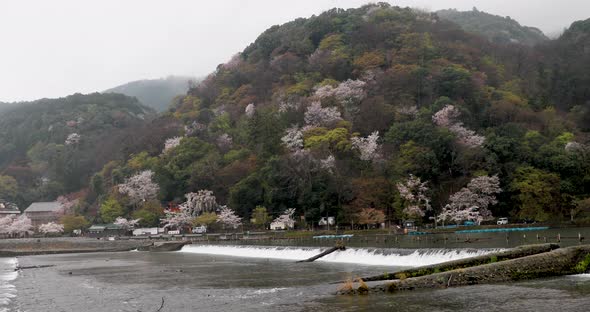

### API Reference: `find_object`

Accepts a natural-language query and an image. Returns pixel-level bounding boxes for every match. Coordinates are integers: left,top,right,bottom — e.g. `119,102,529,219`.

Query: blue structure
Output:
455,227,549,234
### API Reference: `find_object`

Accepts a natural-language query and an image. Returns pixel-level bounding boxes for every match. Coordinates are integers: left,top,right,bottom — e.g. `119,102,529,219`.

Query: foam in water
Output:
180,245,497,267
0,258,18,311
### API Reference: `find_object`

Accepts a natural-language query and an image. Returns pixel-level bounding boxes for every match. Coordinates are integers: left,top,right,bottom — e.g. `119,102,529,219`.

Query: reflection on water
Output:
0,258,18,312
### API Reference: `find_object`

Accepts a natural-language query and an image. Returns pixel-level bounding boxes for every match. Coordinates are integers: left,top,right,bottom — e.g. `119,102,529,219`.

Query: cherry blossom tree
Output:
273,208,296,229
438,175,501,224
184,121,207,136
432,105,484,147
397,175,431,218
162,136,182,154
39,222,64,234
118,170,160,205
65,133,81,145
217,206,242,229
320,155,336,172
304,101,342,127
113,217,141,229
281,125,304,152
4,215,33,236
245,103,256,117
316,79,366,117
161,208,193,230
57,196,77,214
0,215,16,234
351,131,380,161
216,133,233,150
182,190,218,217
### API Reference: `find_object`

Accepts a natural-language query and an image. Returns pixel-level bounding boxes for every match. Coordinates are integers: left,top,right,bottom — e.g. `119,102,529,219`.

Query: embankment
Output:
0,237,153,257
339,244,590,294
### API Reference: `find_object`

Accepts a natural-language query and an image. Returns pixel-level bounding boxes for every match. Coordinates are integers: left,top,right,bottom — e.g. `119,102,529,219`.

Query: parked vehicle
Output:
167,230,180,235
497,217,509,225
192,226,207,234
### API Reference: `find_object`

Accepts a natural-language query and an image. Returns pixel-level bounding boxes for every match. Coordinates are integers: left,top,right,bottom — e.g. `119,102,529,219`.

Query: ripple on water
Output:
0,258,18,310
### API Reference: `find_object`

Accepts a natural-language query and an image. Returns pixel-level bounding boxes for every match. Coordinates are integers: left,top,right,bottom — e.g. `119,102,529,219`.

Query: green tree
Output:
0,175,18,201
510,166,562,221
60,215,90,233
193,212,218,227
99,197,125,223
132,200,163,227
251,206,271,229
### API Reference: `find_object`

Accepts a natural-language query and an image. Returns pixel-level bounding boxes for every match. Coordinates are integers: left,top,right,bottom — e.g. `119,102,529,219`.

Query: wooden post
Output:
557,233,561,243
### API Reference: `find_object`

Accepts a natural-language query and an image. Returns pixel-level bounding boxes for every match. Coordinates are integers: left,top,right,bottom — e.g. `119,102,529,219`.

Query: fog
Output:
1,0,588,102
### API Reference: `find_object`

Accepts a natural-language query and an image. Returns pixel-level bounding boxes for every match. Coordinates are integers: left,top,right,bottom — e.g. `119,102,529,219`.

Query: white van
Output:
497,217,509,225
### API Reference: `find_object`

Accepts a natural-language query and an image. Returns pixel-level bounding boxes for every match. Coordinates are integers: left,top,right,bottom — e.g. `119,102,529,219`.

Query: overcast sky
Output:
1,0,589,102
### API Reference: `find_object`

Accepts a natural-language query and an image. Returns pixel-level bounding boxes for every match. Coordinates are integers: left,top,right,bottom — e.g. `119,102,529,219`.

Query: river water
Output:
3,241,590,312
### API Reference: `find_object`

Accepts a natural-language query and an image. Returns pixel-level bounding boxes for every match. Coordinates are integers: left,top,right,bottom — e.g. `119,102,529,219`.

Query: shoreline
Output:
0,237,153,257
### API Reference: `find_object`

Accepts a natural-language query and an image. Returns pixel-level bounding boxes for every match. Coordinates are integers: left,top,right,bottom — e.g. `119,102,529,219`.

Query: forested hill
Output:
0,93,156,209
8,4,590,228
437,8,549,46
104,76,195,112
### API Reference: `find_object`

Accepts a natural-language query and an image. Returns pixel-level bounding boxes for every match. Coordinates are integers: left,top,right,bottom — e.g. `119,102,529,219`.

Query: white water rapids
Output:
180,245,499,267
0,258,18,312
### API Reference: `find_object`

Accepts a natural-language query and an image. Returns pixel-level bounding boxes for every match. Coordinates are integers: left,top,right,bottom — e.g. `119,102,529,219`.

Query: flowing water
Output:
0,258,17,312
4,243,590,311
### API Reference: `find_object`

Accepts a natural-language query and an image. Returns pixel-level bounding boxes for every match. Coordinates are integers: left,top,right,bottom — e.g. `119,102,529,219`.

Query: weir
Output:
338,244,590,295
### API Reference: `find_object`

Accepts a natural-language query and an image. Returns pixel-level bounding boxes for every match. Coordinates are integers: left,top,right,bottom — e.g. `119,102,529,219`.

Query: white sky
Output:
0,0,588,102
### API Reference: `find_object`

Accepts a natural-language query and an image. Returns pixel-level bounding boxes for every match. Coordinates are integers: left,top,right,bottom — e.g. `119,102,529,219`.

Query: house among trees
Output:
24,201,64,227
0,201,20,217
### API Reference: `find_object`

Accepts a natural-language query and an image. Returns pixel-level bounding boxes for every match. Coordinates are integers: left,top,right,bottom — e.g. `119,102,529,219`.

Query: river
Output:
3,227,590,311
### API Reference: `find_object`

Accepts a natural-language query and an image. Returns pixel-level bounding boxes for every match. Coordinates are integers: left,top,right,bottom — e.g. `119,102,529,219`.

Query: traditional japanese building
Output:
24,201,64,227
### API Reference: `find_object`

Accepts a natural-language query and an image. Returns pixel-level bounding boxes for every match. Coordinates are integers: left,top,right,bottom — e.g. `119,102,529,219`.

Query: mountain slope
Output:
104,76,196,112
12,4,587,227
437,8,549,46
0,93,155,208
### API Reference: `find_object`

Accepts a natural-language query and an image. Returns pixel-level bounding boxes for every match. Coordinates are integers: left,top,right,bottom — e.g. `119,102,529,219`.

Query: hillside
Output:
0,93,156,209
5,4,589,229
437,8,549,46
104,76,196,112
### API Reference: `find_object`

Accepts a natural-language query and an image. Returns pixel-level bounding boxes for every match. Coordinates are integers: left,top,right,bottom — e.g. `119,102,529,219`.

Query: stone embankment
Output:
0,237,153,257
339,244,590,295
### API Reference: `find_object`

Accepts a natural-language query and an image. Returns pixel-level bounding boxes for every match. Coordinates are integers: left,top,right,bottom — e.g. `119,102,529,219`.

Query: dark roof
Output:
0,201,19,213
88,224,124,231
24,202,63,212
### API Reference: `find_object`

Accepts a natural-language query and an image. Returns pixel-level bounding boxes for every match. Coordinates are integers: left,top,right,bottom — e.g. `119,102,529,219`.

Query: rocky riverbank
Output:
0,237,153,257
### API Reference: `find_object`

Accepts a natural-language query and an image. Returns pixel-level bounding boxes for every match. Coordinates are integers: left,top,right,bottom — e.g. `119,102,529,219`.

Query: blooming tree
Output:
315,79,367,117
273,208,296,229
320,155,336,172
162,136,182,154
245,103,256,117
182,190,218,217
113,217,141,229
438,175,502,224
351,131,380,161
216,206,242,229
397,175,431,218
304,101,342,127
39,222,64,234
216,133,233,150
1,215,34,236
65,133,81,145
118,170,160,205
184,121,207,136
281,125,304,152
432,105,484,147
57,196,77,214
161,208,193,230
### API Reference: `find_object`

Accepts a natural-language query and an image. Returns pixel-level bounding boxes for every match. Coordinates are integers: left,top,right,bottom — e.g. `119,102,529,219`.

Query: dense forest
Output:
2,3,590,230
0,93,156,210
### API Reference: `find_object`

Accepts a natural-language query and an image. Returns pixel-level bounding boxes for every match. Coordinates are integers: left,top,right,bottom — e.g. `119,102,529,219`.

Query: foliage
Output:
217,206,242,229
99,197,125,223
60,215,90,233
39,222,64,234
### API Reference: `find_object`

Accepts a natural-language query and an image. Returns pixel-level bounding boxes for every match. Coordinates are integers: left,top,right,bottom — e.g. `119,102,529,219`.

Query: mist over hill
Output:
104,76,198,112
437,8,549,46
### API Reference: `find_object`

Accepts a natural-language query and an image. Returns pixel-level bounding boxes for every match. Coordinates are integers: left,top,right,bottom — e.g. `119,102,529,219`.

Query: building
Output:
0,201,20,217
23,202,64,227
87,224,127,238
